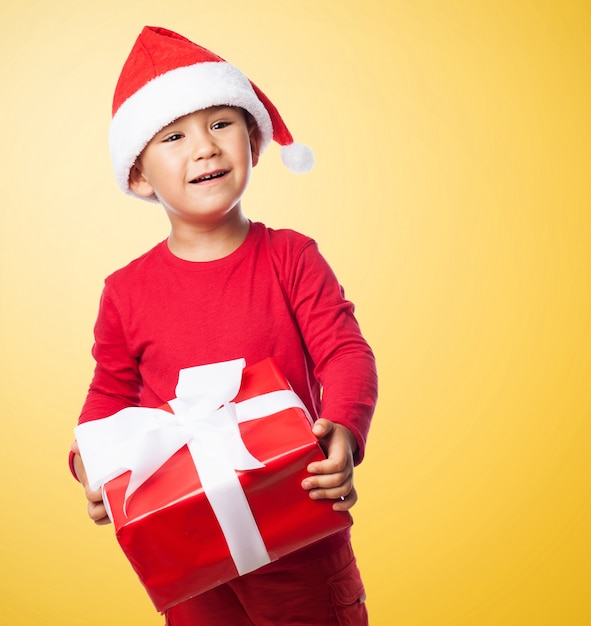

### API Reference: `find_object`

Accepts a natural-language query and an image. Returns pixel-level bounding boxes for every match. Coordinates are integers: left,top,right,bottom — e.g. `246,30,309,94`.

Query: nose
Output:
190,128,219,161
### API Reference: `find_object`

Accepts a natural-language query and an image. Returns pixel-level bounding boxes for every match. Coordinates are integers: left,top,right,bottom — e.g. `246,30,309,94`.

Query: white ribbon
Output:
75,358,311,576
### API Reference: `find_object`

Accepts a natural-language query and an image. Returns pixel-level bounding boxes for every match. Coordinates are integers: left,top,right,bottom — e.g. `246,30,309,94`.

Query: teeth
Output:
194,171,224,183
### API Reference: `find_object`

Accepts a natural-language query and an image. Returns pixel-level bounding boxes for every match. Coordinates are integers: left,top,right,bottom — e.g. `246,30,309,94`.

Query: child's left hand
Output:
302,418,359,511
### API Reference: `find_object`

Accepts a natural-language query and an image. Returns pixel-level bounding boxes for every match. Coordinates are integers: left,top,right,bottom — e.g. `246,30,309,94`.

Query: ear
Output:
128,163,155,198
248,123,262,167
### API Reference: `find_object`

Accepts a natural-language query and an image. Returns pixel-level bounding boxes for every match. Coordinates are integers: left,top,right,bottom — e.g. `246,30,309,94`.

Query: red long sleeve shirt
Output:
75,221,378,564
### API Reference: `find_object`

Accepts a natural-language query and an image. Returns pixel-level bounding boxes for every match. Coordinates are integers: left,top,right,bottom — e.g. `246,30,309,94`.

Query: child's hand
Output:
302,419,358,511
71,440,111,525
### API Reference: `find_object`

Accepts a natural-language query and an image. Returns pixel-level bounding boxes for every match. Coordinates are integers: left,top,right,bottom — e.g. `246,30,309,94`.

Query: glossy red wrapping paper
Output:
102,359,352,613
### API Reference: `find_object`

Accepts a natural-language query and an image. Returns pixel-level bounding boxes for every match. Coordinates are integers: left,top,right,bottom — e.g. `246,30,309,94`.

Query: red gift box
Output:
100,358,352,613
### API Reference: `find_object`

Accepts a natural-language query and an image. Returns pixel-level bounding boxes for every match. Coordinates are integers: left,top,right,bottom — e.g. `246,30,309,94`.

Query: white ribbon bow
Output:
75,358,311,576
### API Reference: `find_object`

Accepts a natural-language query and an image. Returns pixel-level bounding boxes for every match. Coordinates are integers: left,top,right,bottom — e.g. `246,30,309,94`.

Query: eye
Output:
212,120,232,131
163,133,183,142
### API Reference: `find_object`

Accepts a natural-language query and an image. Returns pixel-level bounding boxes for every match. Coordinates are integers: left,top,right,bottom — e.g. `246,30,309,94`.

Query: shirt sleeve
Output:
78,280,143,425
283,239,378,464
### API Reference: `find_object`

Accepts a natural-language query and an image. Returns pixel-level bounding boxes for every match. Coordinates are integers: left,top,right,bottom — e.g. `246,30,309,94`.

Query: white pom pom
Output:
280,142,315,173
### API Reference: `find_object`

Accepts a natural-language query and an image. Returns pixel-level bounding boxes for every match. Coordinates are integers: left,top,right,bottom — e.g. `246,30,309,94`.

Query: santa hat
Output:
109,26,314,200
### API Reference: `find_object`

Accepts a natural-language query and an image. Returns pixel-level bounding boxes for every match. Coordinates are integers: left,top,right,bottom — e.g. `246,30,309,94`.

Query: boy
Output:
71,26,378,625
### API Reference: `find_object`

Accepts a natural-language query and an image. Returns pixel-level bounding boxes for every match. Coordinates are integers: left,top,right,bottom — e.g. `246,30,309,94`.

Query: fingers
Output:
302,467,354,498
303,419,358,508
303,451,352,493
310,419,337,457
88,500,111,525
302,472,357,511
333,486,358,512
71,443,87,485
72,440,112,525
85,485,111,525
302,451,354,503
306,445,351,477
308,421,354,474
311,417,333,438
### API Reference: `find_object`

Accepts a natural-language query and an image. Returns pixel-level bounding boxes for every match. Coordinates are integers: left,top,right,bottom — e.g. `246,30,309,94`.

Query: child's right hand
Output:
71,440,111,525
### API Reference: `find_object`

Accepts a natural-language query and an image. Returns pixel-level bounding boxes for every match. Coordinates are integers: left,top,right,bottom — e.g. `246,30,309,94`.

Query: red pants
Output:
165,542,368,625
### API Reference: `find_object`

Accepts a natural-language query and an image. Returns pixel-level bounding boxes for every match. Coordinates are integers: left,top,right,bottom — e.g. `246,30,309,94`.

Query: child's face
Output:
130,106,260,225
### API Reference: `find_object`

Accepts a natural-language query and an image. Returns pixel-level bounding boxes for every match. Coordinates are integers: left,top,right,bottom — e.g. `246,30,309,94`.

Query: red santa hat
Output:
109,26,314,200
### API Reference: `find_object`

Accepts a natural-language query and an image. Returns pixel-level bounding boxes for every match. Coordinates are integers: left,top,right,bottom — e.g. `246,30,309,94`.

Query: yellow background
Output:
1,1,589,624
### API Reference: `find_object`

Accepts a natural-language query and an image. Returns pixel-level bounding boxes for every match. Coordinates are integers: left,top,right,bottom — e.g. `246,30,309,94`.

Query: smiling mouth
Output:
190,171,227,184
